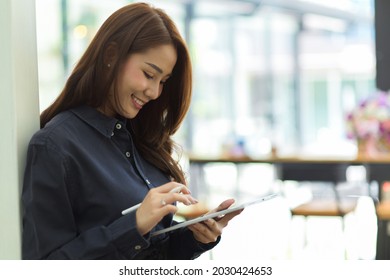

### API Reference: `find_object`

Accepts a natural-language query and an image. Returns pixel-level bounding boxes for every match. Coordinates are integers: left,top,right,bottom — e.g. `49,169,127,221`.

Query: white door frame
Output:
0,0,39,259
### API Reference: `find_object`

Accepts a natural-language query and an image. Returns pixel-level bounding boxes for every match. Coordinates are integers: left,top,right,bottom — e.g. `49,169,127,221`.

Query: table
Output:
188,155,390,259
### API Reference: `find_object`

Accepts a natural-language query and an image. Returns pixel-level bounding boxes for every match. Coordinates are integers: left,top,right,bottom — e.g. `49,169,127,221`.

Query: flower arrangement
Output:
346,90,390,157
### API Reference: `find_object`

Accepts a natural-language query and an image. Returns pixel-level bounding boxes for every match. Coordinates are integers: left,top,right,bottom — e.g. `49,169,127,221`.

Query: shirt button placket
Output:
115,123,130,158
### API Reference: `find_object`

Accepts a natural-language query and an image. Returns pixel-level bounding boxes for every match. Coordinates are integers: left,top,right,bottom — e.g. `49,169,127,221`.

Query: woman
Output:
22,3,242,259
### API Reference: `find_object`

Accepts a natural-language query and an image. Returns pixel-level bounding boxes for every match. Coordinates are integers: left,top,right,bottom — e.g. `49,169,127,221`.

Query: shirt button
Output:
125,151,131,158
134,245,141,250
116,123,122,130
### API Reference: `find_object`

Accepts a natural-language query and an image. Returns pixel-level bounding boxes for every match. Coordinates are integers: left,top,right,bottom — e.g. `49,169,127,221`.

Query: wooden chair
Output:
291,198,357,218
290,188,357,251
276,162,358,257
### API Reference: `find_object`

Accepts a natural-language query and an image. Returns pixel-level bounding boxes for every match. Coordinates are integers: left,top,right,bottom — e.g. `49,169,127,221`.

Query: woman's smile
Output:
105,44,177,119
131,94,146,110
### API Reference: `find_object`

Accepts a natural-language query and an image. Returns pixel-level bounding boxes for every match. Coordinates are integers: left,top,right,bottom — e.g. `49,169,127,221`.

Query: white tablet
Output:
151,193,278,236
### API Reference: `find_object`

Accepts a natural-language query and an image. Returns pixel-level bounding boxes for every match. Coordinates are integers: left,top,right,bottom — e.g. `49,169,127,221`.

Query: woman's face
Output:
103,44,177,119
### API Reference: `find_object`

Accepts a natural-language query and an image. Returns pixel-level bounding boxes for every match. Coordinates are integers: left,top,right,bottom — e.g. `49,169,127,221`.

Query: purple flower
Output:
346,90,390,147
377,92,388,106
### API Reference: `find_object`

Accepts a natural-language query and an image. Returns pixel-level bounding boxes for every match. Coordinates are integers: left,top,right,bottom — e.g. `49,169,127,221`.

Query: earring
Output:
107,63,111,68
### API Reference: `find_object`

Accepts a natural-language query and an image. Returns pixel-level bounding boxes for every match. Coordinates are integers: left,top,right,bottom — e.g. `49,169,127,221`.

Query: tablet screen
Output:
151,193,278,236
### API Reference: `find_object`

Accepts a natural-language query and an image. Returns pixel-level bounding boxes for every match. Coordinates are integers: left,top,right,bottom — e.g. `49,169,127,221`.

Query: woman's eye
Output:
143,71,153,80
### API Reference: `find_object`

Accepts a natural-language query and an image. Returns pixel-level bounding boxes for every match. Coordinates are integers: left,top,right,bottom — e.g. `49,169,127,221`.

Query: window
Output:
36,0,375,157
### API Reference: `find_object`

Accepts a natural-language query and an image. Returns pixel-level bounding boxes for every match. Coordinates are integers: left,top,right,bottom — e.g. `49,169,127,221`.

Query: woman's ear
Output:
104,42,118,67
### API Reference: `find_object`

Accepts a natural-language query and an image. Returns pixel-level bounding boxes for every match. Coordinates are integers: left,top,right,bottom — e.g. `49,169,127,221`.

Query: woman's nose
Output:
144,83,162,101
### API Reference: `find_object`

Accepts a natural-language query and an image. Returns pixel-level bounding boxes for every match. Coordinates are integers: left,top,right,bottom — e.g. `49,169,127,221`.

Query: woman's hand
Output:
187,199,243,244
136,182,198,235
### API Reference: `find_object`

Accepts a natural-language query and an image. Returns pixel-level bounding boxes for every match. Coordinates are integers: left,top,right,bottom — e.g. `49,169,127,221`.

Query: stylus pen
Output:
121,186,184,215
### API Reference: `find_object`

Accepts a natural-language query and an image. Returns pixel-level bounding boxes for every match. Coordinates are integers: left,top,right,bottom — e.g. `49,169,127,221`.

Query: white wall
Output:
0,0,39,259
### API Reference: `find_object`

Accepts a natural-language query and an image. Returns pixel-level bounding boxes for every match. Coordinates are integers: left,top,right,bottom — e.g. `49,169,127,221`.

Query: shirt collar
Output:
71,105,126,138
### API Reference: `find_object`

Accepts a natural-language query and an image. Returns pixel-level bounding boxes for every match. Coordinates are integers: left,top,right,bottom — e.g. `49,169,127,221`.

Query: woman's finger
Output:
213,208,244,227
154,181,190,194
188,223,218,243
162,192,198,206
206,199,235,215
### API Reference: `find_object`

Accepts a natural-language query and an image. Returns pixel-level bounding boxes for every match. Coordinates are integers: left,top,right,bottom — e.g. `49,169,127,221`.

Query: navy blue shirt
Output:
22,105,217,259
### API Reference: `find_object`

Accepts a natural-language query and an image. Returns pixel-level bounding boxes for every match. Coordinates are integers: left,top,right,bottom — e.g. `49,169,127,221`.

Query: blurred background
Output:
36,0,376,158
33,0,387,260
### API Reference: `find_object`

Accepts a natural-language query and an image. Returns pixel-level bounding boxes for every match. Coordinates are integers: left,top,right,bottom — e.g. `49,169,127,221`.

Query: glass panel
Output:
299,4,375,156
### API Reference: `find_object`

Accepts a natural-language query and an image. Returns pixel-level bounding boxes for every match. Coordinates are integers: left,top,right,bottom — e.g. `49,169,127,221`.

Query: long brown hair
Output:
41,3,192,184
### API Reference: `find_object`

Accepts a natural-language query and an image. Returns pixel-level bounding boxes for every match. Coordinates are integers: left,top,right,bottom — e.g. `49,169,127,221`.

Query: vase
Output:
357,137,390,159
357,140,368,158
357,137,378,158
